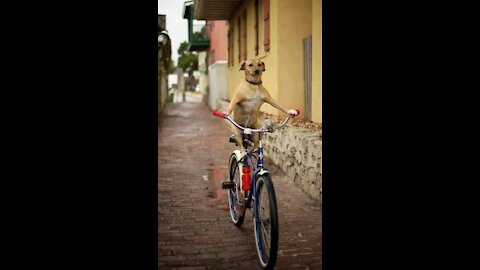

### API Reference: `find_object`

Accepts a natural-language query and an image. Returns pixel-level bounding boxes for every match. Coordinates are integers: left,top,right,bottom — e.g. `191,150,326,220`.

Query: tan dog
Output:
226,58,298,153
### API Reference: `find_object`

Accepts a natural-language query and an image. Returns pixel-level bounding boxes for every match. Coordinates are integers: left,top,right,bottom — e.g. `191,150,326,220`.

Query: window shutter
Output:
255,0,259,55
227,29,230,66
228,26,234,67
242,10,247,60
263,0,270,51
238,17,241,62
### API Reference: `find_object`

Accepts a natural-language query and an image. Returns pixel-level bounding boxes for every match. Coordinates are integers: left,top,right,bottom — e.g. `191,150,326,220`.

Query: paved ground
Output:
158,100,322,270
172,90,203,103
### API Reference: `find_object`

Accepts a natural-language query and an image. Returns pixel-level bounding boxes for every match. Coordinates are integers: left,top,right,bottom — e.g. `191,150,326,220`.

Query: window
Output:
228,26,234,66
263,0,270,51
230,10,250,66
238,17,241,62
255,0,259,55
242,10,247,60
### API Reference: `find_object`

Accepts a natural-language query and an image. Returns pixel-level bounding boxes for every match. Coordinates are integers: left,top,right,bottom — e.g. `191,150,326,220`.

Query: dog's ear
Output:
261,61,266,71
239,61,246,71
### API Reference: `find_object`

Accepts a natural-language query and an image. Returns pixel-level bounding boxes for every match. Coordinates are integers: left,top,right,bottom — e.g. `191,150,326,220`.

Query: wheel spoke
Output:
258,184,271,257
228,158,245,224
261,221,271,252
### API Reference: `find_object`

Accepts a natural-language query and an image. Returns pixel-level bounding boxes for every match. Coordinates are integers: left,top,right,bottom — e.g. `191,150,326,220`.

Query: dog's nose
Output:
254,69,260,74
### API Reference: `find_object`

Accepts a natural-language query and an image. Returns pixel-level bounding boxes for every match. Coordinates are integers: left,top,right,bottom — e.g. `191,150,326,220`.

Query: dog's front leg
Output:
265,96,288,114
229,122,247,154
226,92,241,115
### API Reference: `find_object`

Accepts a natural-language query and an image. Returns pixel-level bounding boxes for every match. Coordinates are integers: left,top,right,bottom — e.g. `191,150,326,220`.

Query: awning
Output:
193,0,244,20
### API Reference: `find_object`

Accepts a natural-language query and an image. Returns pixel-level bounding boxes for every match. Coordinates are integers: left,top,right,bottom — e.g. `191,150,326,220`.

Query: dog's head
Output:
240,58,265,83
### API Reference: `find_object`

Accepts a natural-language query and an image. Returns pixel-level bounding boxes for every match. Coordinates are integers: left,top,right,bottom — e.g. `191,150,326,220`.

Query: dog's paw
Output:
262,119,275,132
262,119,273,128
288,109,300,116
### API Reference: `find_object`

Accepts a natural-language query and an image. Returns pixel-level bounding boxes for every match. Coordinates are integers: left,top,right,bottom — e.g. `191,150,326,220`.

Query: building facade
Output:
226,0,321,123
158,14,172,113
205,20,228,109
191,0,321,123
205,21,228,67
192,0,322,200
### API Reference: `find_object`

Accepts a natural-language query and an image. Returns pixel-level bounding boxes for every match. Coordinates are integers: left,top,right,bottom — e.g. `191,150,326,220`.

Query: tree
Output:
177,41,199,92
192,25,206,40
177,41,198,71
167,58,176,74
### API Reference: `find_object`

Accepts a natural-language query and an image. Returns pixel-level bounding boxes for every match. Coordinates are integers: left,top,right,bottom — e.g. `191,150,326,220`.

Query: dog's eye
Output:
248,64,253,67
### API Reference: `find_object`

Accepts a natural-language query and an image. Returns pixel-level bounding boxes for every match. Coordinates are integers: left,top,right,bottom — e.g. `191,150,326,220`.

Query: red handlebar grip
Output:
212,110,226,118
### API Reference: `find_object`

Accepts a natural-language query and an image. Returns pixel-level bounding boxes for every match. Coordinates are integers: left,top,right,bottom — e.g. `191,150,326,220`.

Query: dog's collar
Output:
246,79,262,85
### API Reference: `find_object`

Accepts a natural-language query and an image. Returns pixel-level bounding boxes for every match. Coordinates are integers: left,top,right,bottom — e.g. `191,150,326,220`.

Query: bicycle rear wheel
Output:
254,175,279,269
227,154,246,226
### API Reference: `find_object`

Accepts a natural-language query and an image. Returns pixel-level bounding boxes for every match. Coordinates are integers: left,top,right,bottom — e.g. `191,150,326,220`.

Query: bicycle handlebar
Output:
212,109,300,133
212,110,226,118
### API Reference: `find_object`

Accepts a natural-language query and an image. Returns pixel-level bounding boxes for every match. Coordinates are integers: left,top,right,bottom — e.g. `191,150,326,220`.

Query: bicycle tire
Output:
254,175,279,269
228,154,246,226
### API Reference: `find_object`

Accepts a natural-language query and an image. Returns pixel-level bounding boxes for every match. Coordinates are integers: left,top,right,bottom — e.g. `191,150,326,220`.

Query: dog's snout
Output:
254,69,260,74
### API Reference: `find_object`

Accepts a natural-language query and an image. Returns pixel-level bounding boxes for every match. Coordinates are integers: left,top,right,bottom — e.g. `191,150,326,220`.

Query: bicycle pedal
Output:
221,181,235,189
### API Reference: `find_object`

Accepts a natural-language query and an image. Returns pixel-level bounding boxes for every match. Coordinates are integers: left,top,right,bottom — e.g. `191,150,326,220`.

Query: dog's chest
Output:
242,90,264,110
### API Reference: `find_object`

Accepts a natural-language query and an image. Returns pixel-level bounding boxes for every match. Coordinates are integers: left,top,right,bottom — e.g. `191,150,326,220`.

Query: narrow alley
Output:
158,100,322,270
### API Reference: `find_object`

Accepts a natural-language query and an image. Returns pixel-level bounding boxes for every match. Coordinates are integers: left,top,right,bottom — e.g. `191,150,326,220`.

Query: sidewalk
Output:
158,101,322,269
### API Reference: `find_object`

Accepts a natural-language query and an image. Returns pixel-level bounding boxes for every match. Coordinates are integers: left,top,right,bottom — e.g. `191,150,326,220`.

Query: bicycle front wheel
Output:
227,154,246,226
254,175,279,269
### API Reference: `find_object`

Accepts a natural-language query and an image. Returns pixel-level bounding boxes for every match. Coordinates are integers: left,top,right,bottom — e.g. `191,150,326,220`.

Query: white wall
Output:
198,52,208,93
208,61,228,109
168,74,177,89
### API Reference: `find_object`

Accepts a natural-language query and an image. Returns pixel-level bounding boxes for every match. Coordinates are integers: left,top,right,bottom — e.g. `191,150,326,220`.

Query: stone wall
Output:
216,100,322,202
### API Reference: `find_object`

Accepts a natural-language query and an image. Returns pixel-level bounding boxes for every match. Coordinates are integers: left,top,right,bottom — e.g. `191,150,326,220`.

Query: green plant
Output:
177,41,198,71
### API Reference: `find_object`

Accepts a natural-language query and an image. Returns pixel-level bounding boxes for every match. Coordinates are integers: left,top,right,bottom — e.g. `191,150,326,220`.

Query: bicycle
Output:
212,109,299,269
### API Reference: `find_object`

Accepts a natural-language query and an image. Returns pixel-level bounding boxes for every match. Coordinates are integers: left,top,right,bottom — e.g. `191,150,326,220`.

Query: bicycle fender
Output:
232,150,245,186
257,170,270,177
232,150,243,162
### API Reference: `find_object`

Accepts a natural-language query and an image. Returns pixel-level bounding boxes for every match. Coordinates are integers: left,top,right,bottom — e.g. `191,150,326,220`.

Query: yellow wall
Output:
263,0,279,116
277,0,311,119
226,0,319,122
227,0,280,116
311,0,322,123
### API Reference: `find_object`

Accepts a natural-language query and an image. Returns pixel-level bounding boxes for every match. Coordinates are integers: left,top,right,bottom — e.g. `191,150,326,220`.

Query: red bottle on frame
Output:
242,166,251,191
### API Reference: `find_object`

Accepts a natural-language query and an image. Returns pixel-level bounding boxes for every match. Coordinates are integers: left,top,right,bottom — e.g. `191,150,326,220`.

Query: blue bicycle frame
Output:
242,136,269,218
